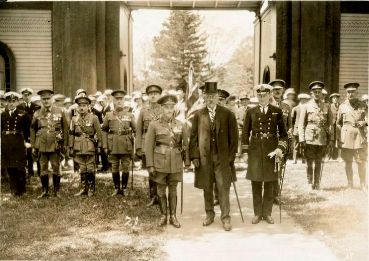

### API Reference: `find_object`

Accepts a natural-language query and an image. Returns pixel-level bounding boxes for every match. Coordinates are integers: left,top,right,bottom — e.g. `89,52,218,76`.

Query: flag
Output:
186,62,200,120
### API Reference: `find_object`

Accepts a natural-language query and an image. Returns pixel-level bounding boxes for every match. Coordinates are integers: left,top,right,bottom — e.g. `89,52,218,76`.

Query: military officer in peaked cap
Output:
336,83,367,190
102,90,136,196
1,92,31,196
136,85,163,206
217,89,230,106
299,81,334,190
189,82,238,231
242,84,288,224
30,89,69,198
18,88,40,177
69,96,102,197
145,94,190,228
329,93,341,160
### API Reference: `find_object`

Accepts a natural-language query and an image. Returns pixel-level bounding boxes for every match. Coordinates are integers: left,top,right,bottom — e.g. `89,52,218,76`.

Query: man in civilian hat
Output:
329,93,341,160
217,89,230,106
269,79,292,204
226,95,238,115
69,96,102,197
299,81,334,189
291,93,311,164
30,89,69,198
189,82,238,231
136,85,163,206
336,83,367,190
1,92,31,196
242,84,288,224
18,88,40,177
102,90,136,196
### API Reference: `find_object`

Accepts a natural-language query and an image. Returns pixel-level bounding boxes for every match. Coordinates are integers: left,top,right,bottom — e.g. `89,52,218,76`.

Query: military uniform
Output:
145,94,190,227
329,93,341,160
30,90,68,198
242,85,288,223
299,82,333,189
102,91,136,196
69,97,102,196
336,83,367,188
136,85,163,204
1,92,30,196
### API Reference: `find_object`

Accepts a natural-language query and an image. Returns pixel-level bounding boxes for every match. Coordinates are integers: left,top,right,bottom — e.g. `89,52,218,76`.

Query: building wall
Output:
0,9,52,92
119,5,133,94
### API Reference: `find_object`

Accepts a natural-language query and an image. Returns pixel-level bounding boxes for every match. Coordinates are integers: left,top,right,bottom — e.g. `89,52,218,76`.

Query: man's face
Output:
311,89,323,101
346,89,358,100
204,93,218,108
241,100,249,107
331,97,339,104
7,99,18,110
272,87,284,99
78,103,89,114
99,100,107,107
257,91,271,104
301,98,310,104
90,100,96,107
217,97,225,106
135,98,142,106
162,103,176,118
148,91,161,103
113,96,124,109
22,92,32,103
41,96,53,108
228,100,236,107
287,93,296,101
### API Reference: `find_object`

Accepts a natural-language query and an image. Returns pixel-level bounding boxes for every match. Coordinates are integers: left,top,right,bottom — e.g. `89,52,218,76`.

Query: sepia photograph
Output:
0,0,368,260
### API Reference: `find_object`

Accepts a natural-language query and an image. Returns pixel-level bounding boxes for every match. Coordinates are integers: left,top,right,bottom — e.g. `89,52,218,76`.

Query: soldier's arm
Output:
298,105,307,142
189,112,200,160
62,110,69,146
101,114,109,150
241,108,251,152
135,110,144,150
68,118,75,149
336,106,343,144
144,121,156,168
277,108,288,152
93,115,102,148
228,110,239,162
182,123,191,166
130,114,137,134
30,113,38,147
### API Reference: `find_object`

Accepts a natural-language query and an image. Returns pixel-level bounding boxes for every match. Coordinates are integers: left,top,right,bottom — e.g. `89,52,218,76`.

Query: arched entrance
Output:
0,41,16,92
262,65,270,84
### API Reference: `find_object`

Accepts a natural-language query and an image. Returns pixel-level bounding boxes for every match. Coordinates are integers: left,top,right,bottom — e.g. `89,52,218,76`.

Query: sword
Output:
232,181,244,223
276,156,287,223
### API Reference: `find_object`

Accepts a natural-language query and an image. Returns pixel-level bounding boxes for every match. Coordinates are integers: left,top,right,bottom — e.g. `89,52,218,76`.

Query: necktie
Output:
209,109,215,123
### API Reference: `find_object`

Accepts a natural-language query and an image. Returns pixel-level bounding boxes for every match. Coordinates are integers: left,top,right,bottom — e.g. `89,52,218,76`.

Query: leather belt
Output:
252,133,276,139
2,131,21,135
109,130,131,135
74,133,95,139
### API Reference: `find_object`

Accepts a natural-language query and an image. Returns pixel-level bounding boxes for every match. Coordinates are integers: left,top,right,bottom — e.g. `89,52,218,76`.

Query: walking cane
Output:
131,155,134,190
276,156,287,224
232,181,244,222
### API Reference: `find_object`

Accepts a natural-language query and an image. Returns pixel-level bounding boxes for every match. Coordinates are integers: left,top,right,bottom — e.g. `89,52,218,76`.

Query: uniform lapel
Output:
202,107,211,133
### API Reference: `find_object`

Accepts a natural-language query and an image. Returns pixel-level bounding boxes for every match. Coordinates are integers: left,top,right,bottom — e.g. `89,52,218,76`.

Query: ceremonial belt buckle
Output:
4,131,19,135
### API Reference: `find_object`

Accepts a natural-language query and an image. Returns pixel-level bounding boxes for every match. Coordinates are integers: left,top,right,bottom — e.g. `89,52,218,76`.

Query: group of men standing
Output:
0,77,367,231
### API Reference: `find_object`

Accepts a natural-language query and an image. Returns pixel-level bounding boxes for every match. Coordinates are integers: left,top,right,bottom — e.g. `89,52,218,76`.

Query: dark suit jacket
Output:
17,102,40,141
189,105,238,190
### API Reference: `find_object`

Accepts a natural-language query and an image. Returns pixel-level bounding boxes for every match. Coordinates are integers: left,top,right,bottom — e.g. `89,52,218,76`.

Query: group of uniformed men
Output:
0,78,367,231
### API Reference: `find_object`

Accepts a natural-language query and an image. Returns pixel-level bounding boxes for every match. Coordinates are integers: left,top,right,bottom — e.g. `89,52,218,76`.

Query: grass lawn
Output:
0,171,164,260
282,160,368,261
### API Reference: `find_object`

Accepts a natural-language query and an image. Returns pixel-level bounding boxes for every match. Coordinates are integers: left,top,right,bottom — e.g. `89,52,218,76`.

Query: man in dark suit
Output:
241,84,288,224
17,88,40,177
189,82,238,231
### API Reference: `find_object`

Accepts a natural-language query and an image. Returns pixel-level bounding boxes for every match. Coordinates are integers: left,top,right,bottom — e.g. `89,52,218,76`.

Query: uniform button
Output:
268,122,271,125
269,118,271,120
260,127,262,130
258,118,261,120
268,127,270,129
267,132,270,134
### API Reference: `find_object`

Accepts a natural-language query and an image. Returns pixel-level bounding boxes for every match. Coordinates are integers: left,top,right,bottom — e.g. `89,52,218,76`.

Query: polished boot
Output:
121,172,129,196
307,161,313,185
158,195,167,227
53,175,61,198
111,172,122,196
252,216,262,224
169,195,180,228
38,175,49,198
87,172,95,197
264,216,275,224
74,172,88,196
147,180,159,206
313,161,322,190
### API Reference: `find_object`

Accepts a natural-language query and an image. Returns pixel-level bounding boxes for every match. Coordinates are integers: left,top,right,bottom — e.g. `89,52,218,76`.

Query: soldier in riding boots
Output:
1,92,30,196
102,90,136,196
299,81,334,190
336,83,368,190
136,85,163,206
69,96,102,197
145,94,190,228
30,89,69,198
241,84,288,224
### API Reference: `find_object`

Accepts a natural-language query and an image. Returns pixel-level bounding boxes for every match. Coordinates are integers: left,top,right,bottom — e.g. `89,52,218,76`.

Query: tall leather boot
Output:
112,172,121,196
307,160,313,185
158,195,167,227
169,194,180,228
147,180,158,207
38,175,49,198
313,161,322,190
121,172,129,196
87,172,95,197
53,175,61,198
74,172,88,196
345,162,354,188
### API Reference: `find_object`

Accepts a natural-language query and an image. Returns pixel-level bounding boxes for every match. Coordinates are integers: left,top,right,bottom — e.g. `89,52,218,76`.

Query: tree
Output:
151,10,213,89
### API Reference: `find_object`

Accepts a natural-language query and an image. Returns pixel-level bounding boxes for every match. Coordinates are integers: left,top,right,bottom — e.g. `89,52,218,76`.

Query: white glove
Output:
268,148,283,159
25,142,32,149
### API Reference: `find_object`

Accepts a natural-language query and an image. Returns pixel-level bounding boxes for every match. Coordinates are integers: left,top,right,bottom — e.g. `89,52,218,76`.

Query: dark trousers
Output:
7,167,26,196
26,148,34,176
305,144,325,186
203,155,230,223
251,181,274,217
100,149,110,171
